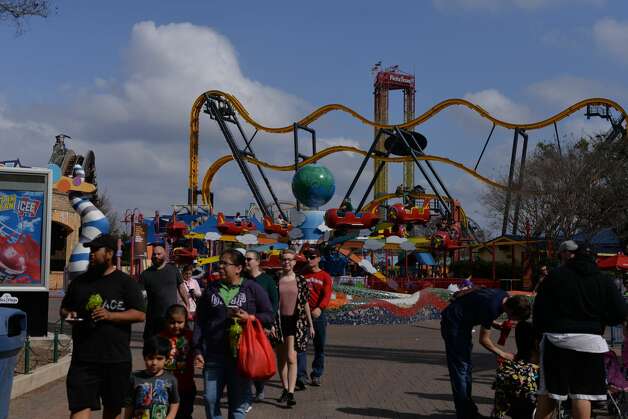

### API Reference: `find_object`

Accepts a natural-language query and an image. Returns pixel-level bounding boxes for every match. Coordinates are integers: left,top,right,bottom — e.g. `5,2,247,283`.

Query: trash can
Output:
0,308,27,419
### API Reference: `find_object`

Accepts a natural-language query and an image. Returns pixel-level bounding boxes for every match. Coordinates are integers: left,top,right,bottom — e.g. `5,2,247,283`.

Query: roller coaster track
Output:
200,146,507,206
190,90,627,203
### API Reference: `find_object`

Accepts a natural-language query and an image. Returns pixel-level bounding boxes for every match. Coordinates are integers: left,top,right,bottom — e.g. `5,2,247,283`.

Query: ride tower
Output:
373,64,415,200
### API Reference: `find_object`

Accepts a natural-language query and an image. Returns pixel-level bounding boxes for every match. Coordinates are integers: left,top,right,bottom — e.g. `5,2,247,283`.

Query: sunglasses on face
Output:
305,255,318,260
245,257,257,262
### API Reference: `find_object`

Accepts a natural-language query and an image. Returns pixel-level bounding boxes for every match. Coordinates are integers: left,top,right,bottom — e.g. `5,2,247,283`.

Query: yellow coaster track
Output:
190,90,627,204
200,146,506,207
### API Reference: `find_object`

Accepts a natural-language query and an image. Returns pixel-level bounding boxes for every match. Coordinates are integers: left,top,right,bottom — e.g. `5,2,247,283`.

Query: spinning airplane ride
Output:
181,65,627,287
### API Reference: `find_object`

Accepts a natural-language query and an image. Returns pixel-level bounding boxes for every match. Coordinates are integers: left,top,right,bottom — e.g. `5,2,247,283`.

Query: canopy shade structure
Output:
597,254,628,270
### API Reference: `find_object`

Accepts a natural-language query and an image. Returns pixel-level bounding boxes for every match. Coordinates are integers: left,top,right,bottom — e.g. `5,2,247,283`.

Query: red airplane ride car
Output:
324,207,380,229
216,212,257,235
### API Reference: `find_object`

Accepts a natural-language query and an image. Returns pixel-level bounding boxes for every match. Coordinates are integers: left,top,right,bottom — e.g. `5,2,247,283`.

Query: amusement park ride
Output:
176,64,627,285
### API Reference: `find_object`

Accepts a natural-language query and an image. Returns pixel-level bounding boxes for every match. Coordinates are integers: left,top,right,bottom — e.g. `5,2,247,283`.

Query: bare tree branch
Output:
0,0,49,32
482,134,628,244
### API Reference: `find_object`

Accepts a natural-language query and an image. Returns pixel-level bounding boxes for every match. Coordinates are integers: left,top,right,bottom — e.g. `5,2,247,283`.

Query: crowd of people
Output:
59,230,628,419
60,234,332,419
442,240,628,419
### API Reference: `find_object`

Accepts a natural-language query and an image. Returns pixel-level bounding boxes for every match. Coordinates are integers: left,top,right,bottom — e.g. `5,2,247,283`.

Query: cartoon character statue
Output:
63,164,110,280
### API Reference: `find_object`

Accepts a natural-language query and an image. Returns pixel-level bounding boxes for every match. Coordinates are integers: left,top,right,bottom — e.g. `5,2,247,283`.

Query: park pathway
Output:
10,320,504,418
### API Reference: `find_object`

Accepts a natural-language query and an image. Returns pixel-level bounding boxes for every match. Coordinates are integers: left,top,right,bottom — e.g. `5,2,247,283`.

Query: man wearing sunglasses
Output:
297,248,333,389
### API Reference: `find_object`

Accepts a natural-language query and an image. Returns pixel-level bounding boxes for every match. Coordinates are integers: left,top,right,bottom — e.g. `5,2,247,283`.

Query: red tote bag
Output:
237,317,277,380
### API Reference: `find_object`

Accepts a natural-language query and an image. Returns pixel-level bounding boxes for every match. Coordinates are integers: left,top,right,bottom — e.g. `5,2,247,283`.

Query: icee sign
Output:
16,196,41,218
0,166,52,336
0,190,45,284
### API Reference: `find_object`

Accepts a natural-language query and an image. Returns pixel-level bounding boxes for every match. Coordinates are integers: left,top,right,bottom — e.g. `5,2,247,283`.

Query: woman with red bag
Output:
272,249,315,408
192,249,273,419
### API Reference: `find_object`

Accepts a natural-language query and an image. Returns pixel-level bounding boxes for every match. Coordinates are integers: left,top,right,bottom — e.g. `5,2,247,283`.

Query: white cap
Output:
558,240,578,253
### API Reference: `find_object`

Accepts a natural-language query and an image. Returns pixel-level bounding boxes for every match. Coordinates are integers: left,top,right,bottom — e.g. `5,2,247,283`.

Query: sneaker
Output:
310,375,321,387
286,392,296,407
244,404,253,413
277,388,289,403
295,379,307,391
254,392,265,402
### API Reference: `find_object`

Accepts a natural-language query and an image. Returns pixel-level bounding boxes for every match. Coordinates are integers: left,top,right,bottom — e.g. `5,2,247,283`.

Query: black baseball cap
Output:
84,234,118,251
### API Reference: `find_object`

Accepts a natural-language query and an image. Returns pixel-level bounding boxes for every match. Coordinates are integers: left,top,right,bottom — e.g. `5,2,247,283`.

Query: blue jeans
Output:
203,353,251,419
298,311,327,380
441,319,478,419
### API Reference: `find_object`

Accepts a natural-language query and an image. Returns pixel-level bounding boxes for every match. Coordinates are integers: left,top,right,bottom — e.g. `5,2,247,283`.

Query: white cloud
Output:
526,75,627,137
0,21,310,216
527,75,628,108
593,18,628,65
464,89,533,124
316,137,363,158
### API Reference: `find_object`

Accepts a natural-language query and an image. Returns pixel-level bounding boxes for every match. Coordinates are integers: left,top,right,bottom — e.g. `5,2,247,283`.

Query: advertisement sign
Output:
134,222,147,257
376,71,415,89
0,167,51,336
0,191,44,284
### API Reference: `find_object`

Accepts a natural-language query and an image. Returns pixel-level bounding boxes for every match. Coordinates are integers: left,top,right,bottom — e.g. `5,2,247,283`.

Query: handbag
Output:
237,317,277,380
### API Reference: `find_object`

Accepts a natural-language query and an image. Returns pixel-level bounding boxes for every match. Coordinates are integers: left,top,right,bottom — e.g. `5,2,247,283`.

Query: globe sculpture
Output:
291,163,336,208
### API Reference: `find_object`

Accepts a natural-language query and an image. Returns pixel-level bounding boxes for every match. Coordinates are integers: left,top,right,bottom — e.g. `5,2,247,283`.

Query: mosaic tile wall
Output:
327,286,452,325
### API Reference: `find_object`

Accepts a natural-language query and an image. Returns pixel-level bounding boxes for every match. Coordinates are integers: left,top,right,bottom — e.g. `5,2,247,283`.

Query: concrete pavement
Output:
10,319,508,418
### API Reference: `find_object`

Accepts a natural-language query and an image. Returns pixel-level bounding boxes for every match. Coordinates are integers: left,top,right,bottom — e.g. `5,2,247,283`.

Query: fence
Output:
15,319,71,375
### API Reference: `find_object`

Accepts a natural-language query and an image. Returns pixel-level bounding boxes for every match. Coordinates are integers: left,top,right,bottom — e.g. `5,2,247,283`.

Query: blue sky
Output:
2,0,627,232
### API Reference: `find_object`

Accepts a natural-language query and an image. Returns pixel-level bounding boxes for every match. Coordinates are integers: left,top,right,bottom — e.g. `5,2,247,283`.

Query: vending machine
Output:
0,167,51,336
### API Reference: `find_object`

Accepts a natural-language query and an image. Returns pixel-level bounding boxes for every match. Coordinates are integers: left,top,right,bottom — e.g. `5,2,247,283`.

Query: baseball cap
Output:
84,234,118,251
558,240,578,253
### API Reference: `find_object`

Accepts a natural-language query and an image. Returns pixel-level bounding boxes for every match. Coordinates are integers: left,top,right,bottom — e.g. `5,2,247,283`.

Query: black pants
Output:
175,384,197,419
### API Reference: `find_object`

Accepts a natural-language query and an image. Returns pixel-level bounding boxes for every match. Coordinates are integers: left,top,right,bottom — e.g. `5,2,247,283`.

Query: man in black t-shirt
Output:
60,234,145,419
440,288,531,419
140,245,188,340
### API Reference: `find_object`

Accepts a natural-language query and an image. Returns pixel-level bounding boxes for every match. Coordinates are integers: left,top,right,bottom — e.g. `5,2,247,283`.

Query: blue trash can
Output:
0,308,27,419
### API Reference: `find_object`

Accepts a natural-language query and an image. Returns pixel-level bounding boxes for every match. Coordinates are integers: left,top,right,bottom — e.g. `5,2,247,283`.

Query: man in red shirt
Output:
297,248,333,389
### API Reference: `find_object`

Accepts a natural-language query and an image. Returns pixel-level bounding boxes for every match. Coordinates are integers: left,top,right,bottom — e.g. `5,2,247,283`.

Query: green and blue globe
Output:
291,164,336,208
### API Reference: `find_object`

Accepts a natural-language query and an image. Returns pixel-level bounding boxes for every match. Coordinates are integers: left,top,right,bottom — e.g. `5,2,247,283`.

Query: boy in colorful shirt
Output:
125,336,179,419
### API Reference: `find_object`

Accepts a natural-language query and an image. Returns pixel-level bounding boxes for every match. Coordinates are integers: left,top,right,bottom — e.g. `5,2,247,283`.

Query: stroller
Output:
604,350,628,418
